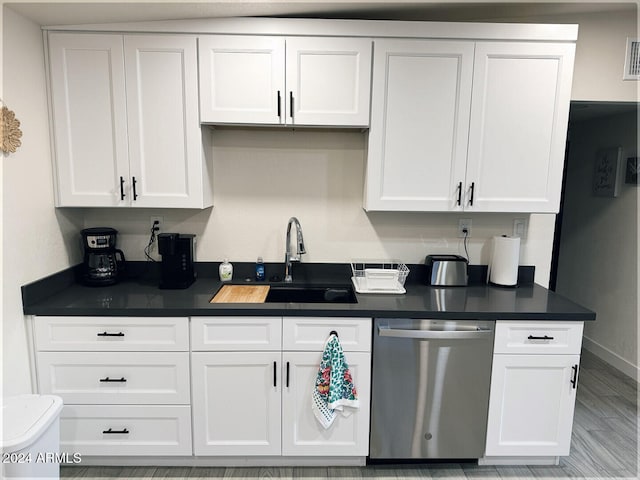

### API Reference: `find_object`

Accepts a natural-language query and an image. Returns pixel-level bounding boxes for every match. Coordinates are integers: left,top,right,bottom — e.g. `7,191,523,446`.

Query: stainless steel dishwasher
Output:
370,318,495,460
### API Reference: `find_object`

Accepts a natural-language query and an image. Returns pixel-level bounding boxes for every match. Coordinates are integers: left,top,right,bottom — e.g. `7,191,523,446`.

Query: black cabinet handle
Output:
277,91,282,119
286,361,290,388
119,176,126,200
528,335,554,340
289,91,294,119
469,182,475,206
273,361,277,387
456,181,462,206
102,428,129,434
571,364,579,389
97,331,125,337
99,377,126,383
132,177,138,200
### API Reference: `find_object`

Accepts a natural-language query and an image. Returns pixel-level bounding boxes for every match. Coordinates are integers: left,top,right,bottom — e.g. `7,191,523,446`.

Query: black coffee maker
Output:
158,233,196,289
81,227,126,286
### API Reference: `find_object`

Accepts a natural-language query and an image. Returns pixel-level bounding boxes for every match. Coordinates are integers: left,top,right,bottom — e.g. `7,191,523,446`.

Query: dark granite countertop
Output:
22,262,595,321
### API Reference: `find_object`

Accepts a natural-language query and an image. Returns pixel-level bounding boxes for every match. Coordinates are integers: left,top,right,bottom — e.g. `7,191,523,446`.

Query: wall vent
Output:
623,37,640,80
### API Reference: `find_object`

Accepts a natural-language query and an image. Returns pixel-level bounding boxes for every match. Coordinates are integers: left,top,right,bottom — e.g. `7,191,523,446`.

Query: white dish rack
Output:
351,260,409,294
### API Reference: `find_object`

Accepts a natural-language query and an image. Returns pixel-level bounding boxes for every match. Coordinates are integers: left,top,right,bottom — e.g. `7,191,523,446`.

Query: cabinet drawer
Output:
36,352,190,404
34,316,189,351
283,317,371,352
494,321,583,355
60,405,192,456
191,316,282,351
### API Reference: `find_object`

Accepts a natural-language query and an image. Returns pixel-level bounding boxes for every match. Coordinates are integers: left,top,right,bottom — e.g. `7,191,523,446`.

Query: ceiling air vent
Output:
623,38,640,80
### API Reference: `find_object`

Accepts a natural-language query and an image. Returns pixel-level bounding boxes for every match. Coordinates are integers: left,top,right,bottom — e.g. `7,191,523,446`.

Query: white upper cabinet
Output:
465,42,575,213
124,35,206,208
285,37,372,127
198,36,285,125
364,39,474,211
49,33,129,207
364,39,575,213
199,36,372,127
48,33,212,208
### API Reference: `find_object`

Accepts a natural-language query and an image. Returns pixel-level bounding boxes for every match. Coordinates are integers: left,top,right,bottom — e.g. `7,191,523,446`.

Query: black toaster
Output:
425,255,468,286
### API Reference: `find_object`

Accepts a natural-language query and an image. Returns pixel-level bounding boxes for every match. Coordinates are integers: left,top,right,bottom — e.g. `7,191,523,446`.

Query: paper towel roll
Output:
488,235,521,287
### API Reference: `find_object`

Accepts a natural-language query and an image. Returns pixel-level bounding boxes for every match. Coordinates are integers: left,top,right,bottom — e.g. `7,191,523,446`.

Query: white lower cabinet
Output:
33,316,191,457
191,351,282,456
484,321,584,460
190,316,372,458
281,351,371,456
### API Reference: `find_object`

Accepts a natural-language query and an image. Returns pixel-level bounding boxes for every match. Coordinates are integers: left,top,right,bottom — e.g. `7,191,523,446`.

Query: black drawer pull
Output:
456,181,462,206
273,361,277,387
527,335,554,341
286,361,290,388
102,428,129,434
119,176,126,200
97,331,125,337
132,176,138,200
99,377,126,383
571,364,579,389
277,91,282,118
289,91,294,119
469,182,475,206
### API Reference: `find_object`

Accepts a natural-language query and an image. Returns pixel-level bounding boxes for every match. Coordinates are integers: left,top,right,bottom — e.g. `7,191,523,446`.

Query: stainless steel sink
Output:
264,286,357,304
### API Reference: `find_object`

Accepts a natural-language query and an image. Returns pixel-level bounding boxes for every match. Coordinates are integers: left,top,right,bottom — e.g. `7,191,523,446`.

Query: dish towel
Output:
312,333,359,429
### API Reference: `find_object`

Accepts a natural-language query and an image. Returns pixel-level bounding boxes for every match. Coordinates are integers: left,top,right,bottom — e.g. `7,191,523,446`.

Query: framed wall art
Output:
592,147,622,197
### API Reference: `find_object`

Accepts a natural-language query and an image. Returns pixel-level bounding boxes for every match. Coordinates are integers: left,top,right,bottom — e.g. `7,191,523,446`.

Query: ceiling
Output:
6,1,637,27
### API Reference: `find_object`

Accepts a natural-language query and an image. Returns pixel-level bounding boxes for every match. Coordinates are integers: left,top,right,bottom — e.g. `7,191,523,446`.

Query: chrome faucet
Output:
284,217,306,283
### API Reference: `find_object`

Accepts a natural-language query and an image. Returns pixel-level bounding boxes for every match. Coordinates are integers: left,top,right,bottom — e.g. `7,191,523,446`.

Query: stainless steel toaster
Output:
425,254,468,286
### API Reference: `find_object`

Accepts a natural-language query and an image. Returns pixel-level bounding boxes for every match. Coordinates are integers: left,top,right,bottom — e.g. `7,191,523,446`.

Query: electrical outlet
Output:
150,216,163,233
458,219,472,238
513,218,527,238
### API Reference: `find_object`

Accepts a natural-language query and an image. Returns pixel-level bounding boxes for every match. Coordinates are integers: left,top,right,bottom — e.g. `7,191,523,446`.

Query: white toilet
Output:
1,394,64,479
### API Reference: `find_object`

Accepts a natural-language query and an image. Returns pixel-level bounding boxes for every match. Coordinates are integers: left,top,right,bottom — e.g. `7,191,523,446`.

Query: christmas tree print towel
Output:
312,332,359,429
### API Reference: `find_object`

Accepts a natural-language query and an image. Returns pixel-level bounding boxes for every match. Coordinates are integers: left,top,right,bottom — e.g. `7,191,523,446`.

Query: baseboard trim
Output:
582,335,639,383
65,456,367,467
479,456,559,466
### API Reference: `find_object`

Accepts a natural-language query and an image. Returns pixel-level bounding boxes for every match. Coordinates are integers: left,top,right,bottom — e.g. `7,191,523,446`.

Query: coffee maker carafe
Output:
81,227,125,286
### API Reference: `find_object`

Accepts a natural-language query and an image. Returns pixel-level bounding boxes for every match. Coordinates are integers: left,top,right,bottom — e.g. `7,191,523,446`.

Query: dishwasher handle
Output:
378,324,493,340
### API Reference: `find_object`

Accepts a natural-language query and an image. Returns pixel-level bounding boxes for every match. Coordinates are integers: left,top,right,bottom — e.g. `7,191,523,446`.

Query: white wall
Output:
498,9,638,102
83,128,556,285
2,7,84,396
556,110,638,380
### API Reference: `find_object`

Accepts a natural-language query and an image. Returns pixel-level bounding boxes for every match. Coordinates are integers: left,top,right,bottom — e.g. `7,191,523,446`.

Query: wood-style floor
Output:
61,350,638,480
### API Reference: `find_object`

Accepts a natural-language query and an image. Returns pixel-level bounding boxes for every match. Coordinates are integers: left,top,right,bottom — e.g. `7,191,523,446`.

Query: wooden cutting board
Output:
210,285,270,303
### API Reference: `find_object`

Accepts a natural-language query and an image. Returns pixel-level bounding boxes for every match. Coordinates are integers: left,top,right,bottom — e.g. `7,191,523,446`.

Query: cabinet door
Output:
364,39,474,211
124,35,205,208
199,36,285,125
48,33,129,207
281,351,371,456
286,37,372,127
466,42,575,213
191,352,282,456
485,354,580,457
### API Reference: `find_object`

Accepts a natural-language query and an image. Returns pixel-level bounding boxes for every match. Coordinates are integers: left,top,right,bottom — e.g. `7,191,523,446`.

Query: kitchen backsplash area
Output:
78,128,552,285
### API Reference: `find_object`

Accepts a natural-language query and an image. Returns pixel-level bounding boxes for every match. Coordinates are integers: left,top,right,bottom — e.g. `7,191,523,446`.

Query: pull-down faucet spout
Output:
284,217,306,283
